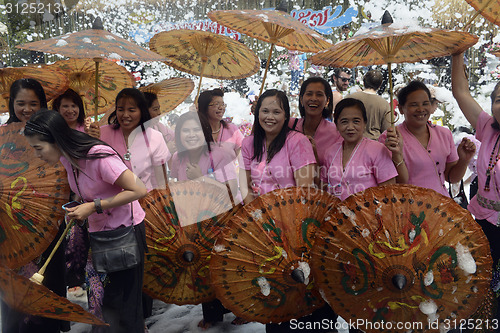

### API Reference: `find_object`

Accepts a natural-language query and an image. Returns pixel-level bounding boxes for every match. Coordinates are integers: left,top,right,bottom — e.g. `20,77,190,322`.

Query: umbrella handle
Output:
93,58,102,122
30,219,75,285
388,63,395,127
195,59,207,104
259,43,275,97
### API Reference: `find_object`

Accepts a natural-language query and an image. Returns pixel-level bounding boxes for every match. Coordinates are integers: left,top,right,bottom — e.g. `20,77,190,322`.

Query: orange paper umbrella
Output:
311,184,491,332
0,65,69,114
0,265,107,326
210,187,340,324
0,123,70,269
465,0,500,27
208,9,332,95
47,58,135,116
309,13,478,125
141,182,235,305
150,29,259,101
17,17,167,120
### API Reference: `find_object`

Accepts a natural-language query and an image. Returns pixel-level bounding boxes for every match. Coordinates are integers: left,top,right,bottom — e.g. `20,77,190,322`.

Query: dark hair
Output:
108,88,151,129
363,70,383,91
174,111,213,160
24,109,115,170
298,77,333,119
143,91,158,109
333,98,368,124
52,88,86,125
331,68,351,82
197,88,228,129
7,78,48,124
397,80,431,107
490,82,500,130
252,89,290,163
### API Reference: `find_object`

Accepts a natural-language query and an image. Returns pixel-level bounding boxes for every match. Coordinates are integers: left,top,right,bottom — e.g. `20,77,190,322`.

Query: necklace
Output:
485,134,500,191
212,125,221,134
123,149,131,161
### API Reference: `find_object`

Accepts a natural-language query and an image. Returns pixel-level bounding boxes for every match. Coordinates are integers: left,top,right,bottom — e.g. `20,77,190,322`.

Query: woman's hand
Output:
86,122,101,139
384,127,403,155
186,163,203,180
457,137,476,162
65,202,95,221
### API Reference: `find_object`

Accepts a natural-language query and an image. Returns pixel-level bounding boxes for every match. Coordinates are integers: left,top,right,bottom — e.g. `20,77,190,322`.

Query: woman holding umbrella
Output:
452,51,500,324
2,78,70,333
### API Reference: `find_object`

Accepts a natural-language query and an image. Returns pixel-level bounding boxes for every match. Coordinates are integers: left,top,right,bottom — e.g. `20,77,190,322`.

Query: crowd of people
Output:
2,45,499,332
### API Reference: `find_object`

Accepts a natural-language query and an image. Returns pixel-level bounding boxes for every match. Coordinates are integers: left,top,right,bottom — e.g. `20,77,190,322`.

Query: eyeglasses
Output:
208,102,227,108
338,77,350,82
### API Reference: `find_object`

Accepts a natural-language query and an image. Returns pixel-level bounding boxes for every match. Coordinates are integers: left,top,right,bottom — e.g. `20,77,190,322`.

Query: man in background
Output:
331,68,352,110
347,69,391,140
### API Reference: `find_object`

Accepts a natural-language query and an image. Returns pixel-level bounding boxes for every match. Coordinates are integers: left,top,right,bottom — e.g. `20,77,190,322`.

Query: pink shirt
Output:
170,145,237,183
289,117,342,166
216,122,244,153
100,125,170,191
75,123,85,133
151,121,175,142
60,145,145,232
322,138,397,200
469,112,500,225
241,131,316,195
379,122,458,197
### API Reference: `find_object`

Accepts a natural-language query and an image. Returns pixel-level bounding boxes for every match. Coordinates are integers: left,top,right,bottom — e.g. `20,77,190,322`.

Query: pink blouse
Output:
60,145,145,232
322,138,397,200
469,111,500,225
379,122,458,197
151,121,175,142
216,122,244,153
288,117,342,166
100,125,170,191
241,131,316,195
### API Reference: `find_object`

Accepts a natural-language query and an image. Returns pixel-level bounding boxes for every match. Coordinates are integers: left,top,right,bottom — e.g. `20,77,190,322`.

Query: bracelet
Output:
395,159,404,167
94,198,103,214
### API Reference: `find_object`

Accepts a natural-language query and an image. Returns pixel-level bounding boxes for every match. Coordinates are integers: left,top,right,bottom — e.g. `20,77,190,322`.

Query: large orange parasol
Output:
309,12,478,124
47,58,135,116
16,17,167,120
0,65,69,114
311,184,492,332
464,0,500,27
0,123,70,269
210,187,340,324
141,183,235,305
208,9,332,95
149,29,259,101
0,264,107,326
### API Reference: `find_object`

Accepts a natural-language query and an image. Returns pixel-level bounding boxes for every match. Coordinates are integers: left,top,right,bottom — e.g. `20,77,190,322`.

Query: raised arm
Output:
451,52,483,129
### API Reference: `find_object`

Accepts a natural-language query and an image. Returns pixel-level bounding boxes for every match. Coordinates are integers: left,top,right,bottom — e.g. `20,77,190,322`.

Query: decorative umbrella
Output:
141,182,236,305
311,184,492,332
308,12,478,124
16,17,167,120
464,0,500,27
209,187,340,324
208,9,332,95
0,264,107,326
0,65,69,114
47,58,135,117
0,123,70,269
149,29,259,101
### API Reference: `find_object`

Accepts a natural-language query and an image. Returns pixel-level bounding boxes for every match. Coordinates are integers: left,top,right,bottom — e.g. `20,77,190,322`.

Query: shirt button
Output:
436,162,439,165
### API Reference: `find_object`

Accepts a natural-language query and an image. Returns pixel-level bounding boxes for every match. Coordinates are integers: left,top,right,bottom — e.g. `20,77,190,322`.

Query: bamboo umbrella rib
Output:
465,0,495,27
262,22,295,41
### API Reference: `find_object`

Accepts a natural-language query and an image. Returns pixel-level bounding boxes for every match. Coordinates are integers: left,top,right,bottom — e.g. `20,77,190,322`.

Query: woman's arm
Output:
378,178,395,186
444,137,476,183
65,169,147,221
451,52,482,129
294,163,316,188
384,127,409,184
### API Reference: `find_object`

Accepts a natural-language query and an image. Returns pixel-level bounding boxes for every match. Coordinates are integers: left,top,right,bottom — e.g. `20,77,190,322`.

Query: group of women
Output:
3,44,500,332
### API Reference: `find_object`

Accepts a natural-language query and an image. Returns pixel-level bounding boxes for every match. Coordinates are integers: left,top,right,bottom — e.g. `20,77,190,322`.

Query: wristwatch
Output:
94,198,103,214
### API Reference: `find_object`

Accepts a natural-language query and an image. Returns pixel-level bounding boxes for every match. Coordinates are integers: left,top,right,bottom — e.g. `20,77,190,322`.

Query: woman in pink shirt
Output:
25,109,148,333
240,89,316,201
380,80,475,197
453,51,500,323
323,98,397,200
52,88,89,132
143,91,177,155
197,88,244,155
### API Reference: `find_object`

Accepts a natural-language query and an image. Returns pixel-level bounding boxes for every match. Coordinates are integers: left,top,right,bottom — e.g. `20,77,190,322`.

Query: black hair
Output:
7,78,48,124
397,80,431,107
363,70,383,91
197,88,228,129
252,89,291,163
174,111,213,160
333,98,368,124
298,77,334,119
490,82,500,130
52,88,86,125
24,109,115,171
143,91,158,109
107,88,151,129
331,68,351,82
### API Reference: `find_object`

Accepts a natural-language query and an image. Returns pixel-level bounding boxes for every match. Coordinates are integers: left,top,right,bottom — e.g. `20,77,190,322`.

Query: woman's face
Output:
180,119,205,151
258,96,286,137
58,98,80,126
149,99,161,118
300,82,329,118
116,97,141,133
206,96,225,122
400,89,431,128
26,136,62,165
336,106,366,146
13,88,41,123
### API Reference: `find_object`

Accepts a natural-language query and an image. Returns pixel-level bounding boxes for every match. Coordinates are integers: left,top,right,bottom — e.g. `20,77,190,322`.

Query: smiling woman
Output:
52,88,86,131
